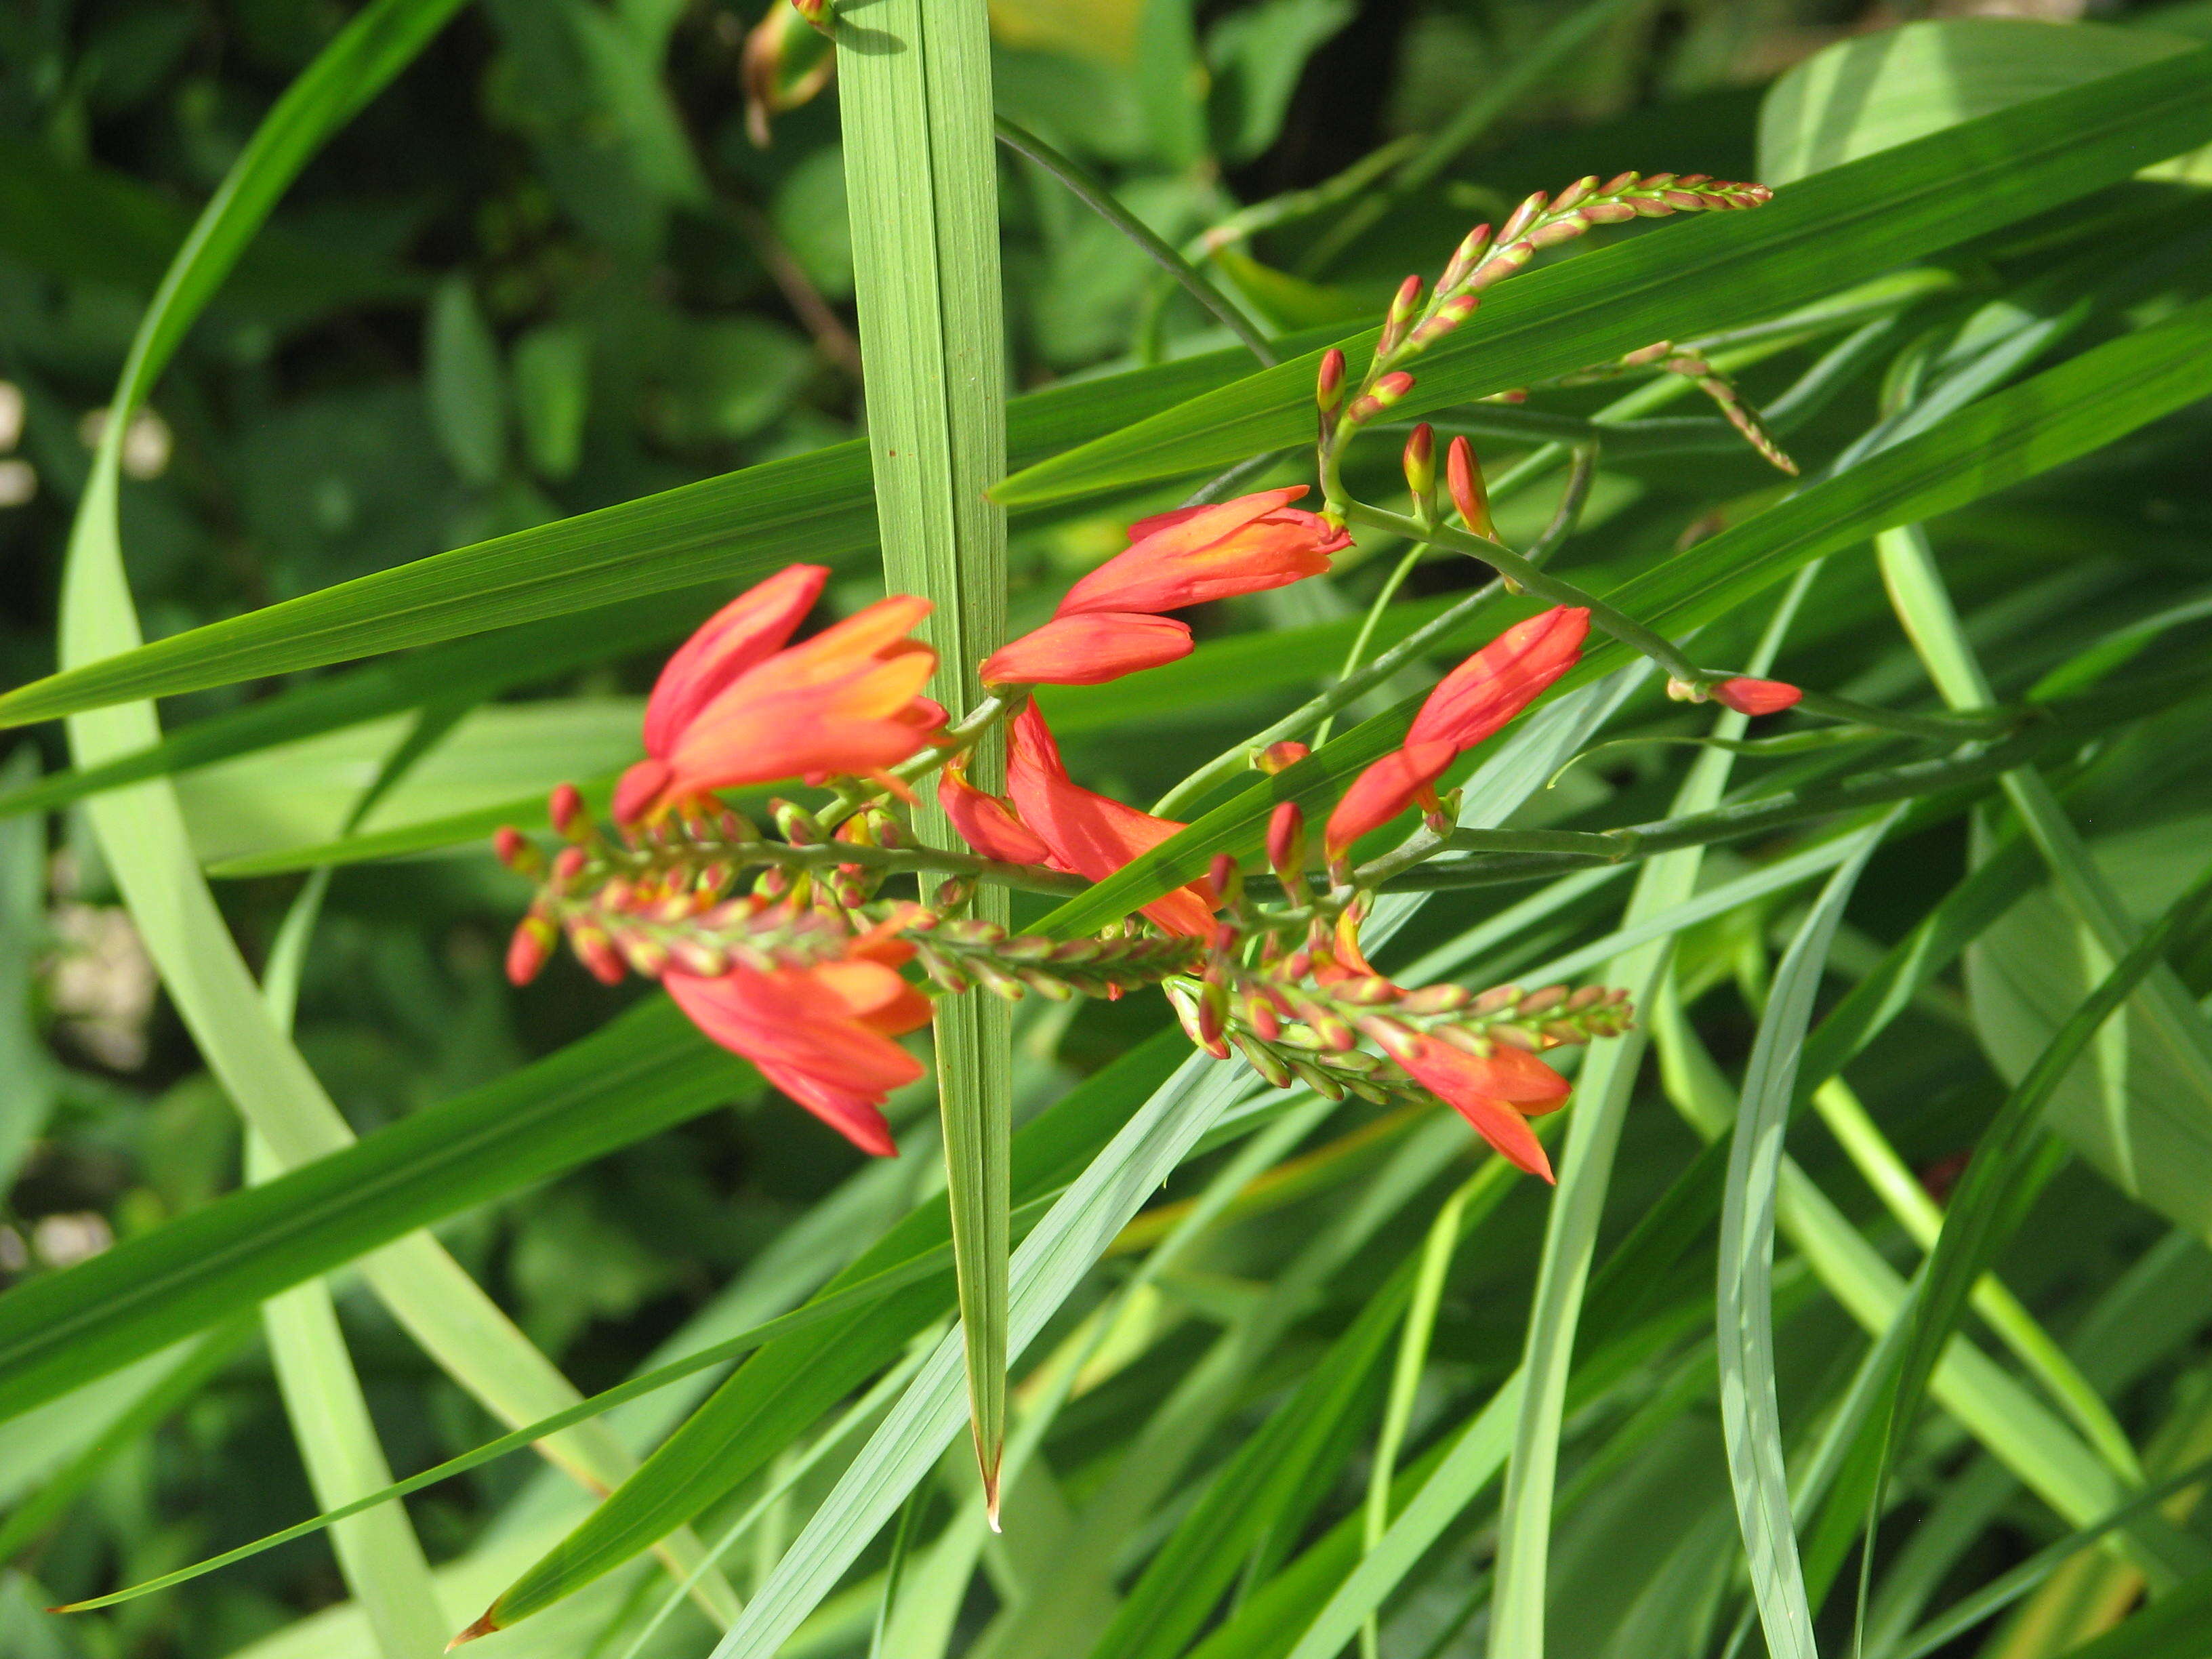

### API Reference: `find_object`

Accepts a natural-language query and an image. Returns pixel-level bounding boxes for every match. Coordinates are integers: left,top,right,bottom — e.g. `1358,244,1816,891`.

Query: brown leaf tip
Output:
447,1611,501,1650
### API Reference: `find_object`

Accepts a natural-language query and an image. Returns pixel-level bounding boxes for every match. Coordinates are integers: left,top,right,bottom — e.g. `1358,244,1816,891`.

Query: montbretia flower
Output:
981,487,1350,687
664,918,932,1156
994,703,1220,935
1373,1027,1570,1181
1325,607,1589,859
939,764,1052,867
975,611,1192,687
614,566,945,823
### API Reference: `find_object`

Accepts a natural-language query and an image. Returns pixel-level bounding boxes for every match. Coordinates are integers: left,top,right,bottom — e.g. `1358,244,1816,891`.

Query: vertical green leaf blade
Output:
837,0,1013,1519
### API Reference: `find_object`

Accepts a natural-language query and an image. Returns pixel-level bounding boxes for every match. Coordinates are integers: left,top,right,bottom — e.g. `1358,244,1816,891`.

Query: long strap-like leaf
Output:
836,0,1015,1520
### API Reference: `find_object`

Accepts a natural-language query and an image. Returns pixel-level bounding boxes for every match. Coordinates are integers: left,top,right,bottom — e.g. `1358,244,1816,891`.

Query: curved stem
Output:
994,115,1277,367
1314,539,1427,749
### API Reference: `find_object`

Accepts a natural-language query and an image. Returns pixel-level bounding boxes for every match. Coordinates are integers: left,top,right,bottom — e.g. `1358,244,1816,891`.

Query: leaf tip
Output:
448,1611,501,1650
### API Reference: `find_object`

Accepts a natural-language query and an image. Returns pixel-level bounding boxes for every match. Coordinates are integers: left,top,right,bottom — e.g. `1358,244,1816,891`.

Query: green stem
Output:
1315,540,1427,750
994,115,1277,366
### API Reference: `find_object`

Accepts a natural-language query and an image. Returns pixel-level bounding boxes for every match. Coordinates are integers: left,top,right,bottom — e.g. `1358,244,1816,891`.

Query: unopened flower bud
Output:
933,877,975,912
1446,436,1495,541
1528,217,1588,249
493,825,542,875
549,844,589,890
1345,371,1415,426
1713,677,1803,716
1378,274,1425,359
742,0,836,146
506,913,556,985
1402,422,1436,516
1499,191,1547,243
1267,800,1307,892
1316,348,1347,415
1407,292,1477,351
548,783,587,838
1255,740,1310,775
1208,853,1244,911
1439,223,1492,291
569,924,627,985
1552,176,1599,213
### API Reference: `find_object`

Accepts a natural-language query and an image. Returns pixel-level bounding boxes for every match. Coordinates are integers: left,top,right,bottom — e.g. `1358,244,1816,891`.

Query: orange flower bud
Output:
1712,676,1803,716
1266,800,1307,891
1403,422,1435,510
1254,740,1309,775
1325,607,1588,859
1446,436,1494,541
506,914,556,986
1316,348,1347,414
980,611,1191,687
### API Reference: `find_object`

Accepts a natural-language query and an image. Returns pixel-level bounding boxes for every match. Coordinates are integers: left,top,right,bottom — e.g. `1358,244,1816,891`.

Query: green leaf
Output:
1759,17,2202,186
511,321,591,480
425,276,508,486
1872,855,2212,1612
1019,293,2212,940
0,336,1286,729
837,0,1014,1520
0,596,695,826
992,47,2212,506
1715,813,1895,1659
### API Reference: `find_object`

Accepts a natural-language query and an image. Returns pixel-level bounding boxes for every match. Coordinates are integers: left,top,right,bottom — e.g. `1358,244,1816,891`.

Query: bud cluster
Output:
1317,169,1776,512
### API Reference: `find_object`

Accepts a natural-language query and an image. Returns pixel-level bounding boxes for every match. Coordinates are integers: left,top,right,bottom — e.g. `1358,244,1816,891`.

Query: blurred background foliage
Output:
7,1,2212,1656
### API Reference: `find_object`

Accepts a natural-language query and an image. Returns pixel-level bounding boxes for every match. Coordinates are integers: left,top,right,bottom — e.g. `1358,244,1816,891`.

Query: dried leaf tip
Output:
448,1612,499,1650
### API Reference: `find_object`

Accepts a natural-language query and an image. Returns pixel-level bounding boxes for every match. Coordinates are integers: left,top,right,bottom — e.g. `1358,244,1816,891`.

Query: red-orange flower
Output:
998,703,1219,935
1325,607,1589,859
939,766,1052,866
1370,1027,1570,1181
1713,676,1801,716
976,612,1191,687
663,920,932,1156
615,569,945,823
980,487,1349,687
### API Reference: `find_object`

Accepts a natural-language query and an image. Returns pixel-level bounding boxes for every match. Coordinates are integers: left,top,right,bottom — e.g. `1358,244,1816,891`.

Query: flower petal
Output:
643,565,825,760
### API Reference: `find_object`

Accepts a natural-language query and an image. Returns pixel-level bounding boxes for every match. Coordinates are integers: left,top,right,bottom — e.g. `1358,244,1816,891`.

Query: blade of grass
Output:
247,863,444,1659
836,0,1013,1522
1716,811,1897,1659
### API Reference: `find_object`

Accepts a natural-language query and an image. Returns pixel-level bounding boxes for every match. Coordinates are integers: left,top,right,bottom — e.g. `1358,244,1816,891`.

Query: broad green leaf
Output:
172,699,640,866
0,340,1286,729
0,595,695,826
1022,294,2212,939
991,47,2212,506
1759,18,2200,186
425,276,508,487
1872,855,2212,1616
838,0,1015,1520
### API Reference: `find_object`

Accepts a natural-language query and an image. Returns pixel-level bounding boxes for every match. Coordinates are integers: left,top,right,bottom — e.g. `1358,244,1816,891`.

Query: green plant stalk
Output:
1343,501,1999,741
836,0,1014,1521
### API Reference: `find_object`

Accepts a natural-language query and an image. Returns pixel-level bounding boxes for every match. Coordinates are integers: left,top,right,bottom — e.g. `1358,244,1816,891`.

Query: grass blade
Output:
1716,812,1896,1659
836,0,1013,1521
